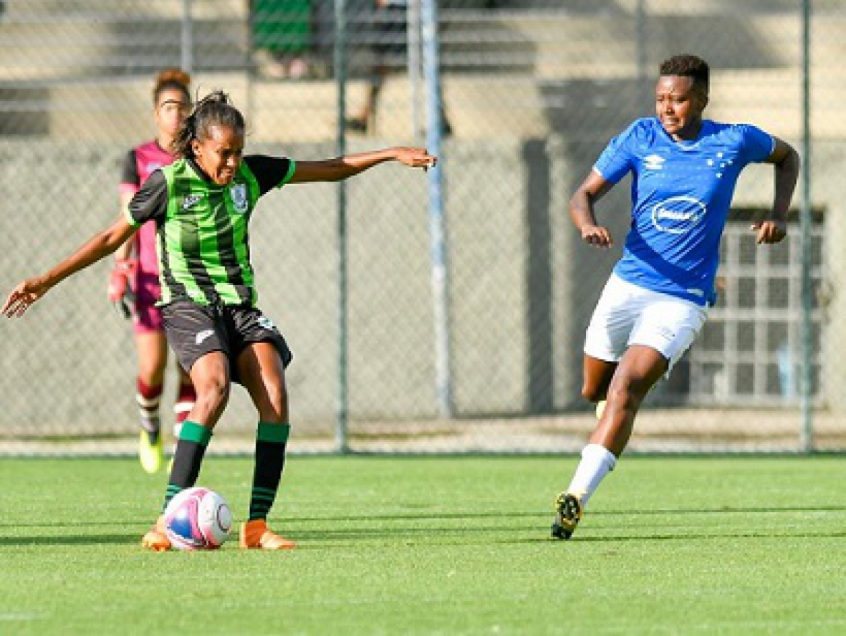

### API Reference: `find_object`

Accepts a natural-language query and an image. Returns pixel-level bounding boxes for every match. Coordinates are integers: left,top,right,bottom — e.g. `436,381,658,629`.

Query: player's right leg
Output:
142,302,230,551
141,352,229,551
552,275,632,540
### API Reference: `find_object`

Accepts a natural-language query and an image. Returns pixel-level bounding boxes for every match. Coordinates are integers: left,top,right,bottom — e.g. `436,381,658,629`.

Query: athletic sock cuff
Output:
179,420,213,446
583,443,618,471
137,378,164,400
257,422,291,444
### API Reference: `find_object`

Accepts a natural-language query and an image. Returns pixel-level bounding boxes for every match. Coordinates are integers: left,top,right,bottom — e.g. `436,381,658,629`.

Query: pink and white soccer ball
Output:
163,487,232,550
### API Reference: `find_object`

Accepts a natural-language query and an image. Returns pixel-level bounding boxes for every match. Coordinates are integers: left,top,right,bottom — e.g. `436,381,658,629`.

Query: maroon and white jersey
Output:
120,140,178,275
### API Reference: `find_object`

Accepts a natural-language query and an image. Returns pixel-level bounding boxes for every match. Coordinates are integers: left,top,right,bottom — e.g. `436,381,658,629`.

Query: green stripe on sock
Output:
162,484,184,512
179,420,212,446
257,422,290,444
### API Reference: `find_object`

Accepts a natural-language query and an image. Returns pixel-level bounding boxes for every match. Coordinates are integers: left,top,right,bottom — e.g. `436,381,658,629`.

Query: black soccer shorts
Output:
162,300,293,381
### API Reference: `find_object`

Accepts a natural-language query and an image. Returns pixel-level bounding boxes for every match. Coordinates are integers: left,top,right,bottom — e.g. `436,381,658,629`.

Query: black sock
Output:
161,420,212,513
248,422,290,521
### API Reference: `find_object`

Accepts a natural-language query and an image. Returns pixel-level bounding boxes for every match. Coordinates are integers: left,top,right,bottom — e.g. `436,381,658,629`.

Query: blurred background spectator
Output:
251,0,312,80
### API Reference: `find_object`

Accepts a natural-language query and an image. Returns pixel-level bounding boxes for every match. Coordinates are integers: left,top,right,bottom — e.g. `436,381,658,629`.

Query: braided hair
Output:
172,90,246,160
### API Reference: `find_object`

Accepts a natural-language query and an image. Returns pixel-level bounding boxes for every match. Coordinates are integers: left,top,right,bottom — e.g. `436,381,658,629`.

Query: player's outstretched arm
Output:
3,215,137,318
570,169,616,248
751,136,800,245
288,147,437,184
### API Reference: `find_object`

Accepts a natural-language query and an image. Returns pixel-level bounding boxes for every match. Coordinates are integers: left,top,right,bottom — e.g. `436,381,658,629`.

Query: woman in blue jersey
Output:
551,54,800,540
3,91,437,551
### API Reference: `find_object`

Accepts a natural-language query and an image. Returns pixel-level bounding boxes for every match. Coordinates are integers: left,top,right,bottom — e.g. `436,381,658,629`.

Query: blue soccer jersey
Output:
594,117,774,306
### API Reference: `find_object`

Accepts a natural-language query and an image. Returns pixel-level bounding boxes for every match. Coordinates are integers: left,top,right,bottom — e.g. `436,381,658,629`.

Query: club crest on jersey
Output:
230,183,249,214
651,196,706,234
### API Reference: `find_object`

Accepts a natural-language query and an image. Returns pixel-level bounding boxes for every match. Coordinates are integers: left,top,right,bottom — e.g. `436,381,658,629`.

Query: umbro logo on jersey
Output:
195,329,215,345
182,194,203,210
644,154,665,171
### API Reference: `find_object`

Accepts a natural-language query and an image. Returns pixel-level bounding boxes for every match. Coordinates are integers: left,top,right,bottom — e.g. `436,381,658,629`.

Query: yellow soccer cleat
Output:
138,428,163,474
240,519,297,550
141,515,171,552
551,492,583,540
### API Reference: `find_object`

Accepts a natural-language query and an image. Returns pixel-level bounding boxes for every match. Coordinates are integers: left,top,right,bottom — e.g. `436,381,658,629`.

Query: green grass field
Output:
1,455,845,634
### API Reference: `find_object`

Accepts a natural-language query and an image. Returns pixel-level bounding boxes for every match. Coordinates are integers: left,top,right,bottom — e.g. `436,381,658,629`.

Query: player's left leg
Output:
236,341,296,550
583,355,618,421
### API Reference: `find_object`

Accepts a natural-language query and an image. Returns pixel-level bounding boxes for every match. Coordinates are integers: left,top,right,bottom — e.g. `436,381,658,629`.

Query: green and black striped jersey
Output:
126,155,296,306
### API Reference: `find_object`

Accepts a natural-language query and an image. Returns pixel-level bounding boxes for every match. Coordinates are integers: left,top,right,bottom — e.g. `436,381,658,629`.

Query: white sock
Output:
566,443,617,508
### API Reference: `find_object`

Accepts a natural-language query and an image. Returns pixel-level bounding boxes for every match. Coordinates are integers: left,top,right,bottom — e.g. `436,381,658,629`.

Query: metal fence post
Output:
800,0,814,452
181,0,193,75
421,0,453,419
334,0,350,453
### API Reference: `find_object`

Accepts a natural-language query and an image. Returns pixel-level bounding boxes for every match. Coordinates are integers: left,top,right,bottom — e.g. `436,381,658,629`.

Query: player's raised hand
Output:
751,218,787,244
393,147,437,170
580,223,613,248
3,277,50,318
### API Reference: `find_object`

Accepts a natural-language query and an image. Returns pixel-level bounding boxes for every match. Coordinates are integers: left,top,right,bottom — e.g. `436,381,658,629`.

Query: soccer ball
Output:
163,487,232,550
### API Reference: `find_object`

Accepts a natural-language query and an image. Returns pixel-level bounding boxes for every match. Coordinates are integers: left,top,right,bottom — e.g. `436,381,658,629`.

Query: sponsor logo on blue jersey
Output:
651,196,706,234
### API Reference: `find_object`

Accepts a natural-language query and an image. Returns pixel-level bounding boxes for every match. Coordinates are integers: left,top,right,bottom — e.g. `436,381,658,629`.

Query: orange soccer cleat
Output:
141,515,171,552
240,519,297,550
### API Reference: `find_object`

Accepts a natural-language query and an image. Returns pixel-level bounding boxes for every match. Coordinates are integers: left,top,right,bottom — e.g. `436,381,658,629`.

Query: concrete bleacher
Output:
0,1,844,142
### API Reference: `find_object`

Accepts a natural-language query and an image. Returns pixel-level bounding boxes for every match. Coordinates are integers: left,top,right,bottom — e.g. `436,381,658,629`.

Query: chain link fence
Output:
1,0,844,455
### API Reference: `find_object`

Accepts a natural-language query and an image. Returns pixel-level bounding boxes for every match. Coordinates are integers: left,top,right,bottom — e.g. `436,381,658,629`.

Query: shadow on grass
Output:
286,503,846,524
558,529,846,543
0,533,139,547
2,504,844,548
286,526,846,549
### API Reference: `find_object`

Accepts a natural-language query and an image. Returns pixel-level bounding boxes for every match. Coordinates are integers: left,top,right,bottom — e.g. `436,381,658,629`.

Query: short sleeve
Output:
736,124,775,164
593,120,642,184
126,169,168,227
243,155,297,196
120,149,140,194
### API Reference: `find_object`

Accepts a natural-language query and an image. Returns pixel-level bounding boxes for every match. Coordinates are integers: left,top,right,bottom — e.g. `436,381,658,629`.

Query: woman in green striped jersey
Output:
3,90,437,551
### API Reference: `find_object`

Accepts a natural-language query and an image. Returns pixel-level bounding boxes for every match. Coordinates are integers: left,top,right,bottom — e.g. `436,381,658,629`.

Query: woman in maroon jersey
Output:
108,68,197,474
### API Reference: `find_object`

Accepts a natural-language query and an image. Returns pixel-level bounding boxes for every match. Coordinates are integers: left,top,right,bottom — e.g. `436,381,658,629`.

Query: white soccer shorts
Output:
584,273,708,373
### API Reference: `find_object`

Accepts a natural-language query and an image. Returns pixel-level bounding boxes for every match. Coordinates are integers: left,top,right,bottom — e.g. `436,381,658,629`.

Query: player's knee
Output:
581,382,606,403
258,383,288,421
194,380,230,419
606,379,648,410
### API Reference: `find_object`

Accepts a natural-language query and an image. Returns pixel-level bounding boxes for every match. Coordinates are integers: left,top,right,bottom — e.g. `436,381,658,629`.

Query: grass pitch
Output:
1,455,845,634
